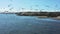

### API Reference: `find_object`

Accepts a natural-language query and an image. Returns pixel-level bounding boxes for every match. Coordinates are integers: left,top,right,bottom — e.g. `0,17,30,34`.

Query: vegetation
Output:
16,12,60,17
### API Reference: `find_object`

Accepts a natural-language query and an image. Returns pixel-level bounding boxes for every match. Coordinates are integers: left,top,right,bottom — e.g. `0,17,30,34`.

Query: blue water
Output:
0,14,60,34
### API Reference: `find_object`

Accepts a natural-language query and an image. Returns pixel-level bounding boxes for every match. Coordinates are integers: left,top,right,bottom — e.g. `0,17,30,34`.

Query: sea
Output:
0,14,60,34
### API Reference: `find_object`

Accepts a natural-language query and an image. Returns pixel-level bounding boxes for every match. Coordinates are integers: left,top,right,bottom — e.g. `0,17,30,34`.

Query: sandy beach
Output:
53,16,60,20
37,16,60,20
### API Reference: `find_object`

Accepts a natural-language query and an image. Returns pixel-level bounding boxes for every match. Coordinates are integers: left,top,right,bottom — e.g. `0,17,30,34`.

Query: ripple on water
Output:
0,14,60,34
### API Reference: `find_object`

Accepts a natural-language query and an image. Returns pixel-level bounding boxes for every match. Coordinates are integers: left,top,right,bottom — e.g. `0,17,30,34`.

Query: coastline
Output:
37,16,60,20
53,16,60,20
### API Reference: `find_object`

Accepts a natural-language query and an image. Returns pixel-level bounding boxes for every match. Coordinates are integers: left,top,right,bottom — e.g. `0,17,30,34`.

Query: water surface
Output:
0,14,60,34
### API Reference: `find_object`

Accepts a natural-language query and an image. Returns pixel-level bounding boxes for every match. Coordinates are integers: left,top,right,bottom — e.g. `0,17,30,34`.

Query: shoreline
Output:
37,16,60,20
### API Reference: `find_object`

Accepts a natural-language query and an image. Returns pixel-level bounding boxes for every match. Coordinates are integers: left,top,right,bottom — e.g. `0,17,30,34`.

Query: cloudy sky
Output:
0,0,60,11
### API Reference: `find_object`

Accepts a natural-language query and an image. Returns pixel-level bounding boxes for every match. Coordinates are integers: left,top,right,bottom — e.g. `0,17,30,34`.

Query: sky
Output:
0,0,60,12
